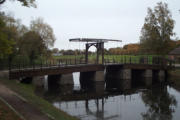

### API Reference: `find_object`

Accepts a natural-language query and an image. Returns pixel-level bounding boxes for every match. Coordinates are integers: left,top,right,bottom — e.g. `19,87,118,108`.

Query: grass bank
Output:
0,77,78,120
168,69,180,87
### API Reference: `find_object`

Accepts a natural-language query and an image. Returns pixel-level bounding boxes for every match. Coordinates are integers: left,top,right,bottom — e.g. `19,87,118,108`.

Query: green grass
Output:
0,78,79,120
54,55,166,64
169,69,180,87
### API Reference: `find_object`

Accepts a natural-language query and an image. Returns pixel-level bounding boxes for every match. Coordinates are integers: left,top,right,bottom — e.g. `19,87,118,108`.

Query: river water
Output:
42,73,180,120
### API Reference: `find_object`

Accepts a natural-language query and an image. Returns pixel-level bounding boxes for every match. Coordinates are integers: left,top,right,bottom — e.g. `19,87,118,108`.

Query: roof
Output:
69,38,122,43
169,46,180,55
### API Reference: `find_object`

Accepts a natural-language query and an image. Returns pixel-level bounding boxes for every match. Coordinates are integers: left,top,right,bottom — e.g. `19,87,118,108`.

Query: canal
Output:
40,73,180,120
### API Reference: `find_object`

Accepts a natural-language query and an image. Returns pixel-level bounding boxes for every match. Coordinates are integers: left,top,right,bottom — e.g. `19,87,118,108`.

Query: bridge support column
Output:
59,74,74,85
119,69,132,91
142,70,152,86
158,70,165,82
48,75,61,91
59,74,74,94
58,74,74,94
47,74,74,92
80,71,104,93
105,68,131,91
93,71,105,94
32,76,45,87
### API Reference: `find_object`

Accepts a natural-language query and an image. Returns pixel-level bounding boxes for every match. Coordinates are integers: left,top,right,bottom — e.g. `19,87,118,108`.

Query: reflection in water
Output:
39,73,180,120
141,85,177,120
42,85,180,120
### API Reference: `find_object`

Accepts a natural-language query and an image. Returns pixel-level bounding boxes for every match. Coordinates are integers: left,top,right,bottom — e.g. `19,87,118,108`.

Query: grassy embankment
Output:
0,77,79,120
169,69,180,87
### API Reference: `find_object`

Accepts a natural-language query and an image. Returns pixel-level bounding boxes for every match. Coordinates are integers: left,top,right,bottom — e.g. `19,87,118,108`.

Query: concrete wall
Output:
48,75,61,91
105,68,132,91
80,71,105,91
59,74,74,85
47,73,74,91
93,71,105,82
158,70,165,82
32,76,45,87
142,70,152,86
118,69,132,90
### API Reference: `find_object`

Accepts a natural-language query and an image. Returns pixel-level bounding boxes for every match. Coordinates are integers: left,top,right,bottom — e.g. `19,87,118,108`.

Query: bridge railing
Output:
7,58,88,71
104,56,175,67
1,55,175,71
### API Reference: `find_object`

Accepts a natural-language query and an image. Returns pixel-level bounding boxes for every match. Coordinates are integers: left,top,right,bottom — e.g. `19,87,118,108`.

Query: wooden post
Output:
101,42,104,64
96,44,100,64
85,44,89,64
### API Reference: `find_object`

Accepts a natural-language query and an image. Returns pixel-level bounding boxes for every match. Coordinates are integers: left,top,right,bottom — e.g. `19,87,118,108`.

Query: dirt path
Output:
0,83,52,120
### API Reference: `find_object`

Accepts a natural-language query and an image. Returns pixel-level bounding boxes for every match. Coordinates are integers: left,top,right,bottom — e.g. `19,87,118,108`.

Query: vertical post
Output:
66,59,67,65
33,61,35,70
8,56,11,71
101,42,104,64
85,44,89,64
41,60,42,71
96,44,99,64
75,57,77,65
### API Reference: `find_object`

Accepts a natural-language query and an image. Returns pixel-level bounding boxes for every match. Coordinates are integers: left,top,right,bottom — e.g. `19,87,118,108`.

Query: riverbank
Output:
169,69,180,87
0,76,78,120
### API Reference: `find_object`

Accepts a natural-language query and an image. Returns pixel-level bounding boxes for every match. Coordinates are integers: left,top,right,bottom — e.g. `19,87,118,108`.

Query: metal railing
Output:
104,56,175,67
0,56,175,71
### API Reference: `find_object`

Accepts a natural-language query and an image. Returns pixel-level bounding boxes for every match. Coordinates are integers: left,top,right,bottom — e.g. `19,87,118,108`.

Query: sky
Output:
1,0,180,50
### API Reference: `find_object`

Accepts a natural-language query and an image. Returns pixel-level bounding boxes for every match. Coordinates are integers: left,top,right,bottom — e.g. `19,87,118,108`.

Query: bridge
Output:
8,38,174,91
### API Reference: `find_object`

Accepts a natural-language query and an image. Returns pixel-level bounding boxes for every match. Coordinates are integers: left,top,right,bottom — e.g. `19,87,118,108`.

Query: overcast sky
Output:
1,0,180,50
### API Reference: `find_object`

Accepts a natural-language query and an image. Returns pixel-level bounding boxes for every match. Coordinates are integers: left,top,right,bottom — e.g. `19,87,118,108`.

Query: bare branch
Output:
0,0,6,4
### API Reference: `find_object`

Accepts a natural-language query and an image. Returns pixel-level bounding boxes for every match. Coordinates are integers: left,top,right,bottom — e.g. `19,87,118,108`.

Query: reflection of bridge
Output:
9,38,174,91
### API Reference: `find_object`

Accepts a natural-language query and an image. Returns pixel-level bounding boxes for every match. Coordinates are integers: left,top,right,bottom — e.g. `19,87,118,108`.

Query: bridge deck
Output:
9,63,173,79
9,64,104,79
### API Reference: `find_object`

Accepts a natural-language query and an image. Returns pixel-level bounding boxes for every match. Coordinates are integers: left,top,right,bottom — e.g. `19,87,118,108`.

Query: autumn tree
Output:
30,18,56,49
123,43,140,54
140,2,175,55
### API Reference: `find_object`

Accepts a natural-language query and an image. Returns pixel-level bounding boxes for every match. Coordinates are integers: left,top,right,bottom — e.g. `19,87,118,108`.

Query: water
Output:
42,73,180,120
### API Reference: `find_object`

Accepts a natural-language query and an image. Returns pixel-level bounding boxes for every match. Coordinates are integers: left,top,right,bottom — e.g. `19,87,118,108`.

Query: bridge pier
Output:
59,74,74,85
32,76,45,87
105,68,132,91
80,71,105,92
47,75,61,91
158,70,165,82
142,70,152,86
119,69,132,91
59,74,74,94
47,74,74,91
93,71,105,94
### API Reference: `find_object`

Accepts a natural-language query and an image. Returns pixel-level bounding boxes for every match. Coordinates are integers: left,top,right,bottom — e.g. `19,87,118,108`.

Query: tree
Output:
140,2,175,54
0,13,15,58
141,86,177,120
19,31,45,63
52,48,59,54
30,18,56,48
0,0,36,7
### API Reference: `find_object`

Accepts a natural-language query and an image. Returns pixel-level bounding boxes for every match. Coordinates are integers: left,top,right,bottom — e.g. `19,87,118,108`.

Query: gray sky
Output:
1,0,180,50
